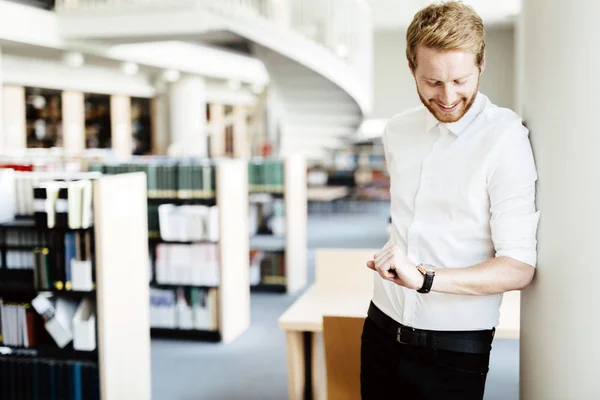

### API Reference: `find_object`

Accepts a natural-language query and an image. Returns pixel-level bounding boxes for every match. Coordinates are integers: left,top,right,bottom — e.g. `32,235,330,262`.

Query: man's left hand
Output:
366,245,424,290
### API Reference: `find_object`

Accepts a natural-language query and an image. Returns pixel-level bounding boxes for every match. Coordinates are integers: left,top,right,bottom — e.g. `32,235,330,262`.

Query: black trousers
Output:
360,316,491,400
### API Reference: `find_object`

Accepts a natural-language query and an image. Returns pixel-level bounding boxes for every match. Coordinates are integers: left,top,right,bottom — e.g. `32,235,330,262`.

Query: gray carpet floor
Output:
151,202,519,400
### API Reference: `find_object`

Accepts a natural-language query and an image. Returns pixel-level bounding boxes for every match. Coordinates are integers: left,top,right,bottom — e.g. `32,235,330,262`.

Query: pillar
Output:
62,91,85,154
2,86,26,151
233,105,249,158
520,0,600,398
209,103,226,158
513,12,525,117
110,94,133,160
151,94,169,155
168,75,207,157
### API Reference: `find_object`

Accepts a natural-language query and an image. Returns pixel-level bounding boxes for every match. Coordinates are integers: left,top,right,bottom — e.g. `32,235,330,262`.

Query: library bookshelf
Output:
93,158,250,344
249,155,307,294
0,172,151,400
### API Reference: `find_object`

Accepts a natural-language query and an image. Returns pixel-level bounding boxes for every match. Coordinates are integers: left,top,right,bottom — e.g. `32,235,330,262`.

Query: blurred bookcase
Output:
248,155,307,294
0,171,151,400
90,158,249,343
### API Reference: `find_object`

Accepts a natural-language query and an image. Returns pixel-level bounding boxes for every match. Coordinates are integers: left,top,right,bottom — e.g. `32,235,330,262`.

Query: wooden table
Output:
278,248,522,400
306,186,350,202
278,249,375,400
279,285,372,400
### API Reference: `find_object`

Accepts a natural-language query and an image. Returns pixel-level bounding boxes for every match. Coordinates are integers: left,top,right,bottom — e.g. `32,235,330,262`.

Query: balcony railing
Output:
55,0,373,103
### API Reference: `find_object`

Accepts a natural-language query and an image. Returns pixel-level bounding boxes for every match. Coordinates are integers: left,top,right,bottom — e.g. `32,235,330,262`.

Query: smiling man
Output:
360,2,540,400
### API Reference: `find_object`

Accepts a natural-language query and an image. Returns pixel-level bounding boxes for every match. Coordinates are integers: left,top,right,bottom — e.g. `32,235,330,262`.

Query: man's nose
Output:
440,85,457,106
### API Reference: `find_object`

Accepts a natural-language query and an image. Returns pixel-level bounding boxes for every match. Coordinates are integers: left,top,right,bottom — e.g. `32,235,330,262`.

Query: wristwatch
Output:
416,263,436,294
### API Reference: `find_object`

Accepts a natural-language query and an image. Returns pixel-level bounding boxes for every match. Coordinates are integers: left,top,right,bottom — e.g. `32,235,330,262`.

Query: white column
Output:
521,0,600,399
168,75,207,157
233,105,249,158
513,12,525,116
151,93,170,155
209,103,226,158
110,95,133,160
62,91,85,154
2,86,26,151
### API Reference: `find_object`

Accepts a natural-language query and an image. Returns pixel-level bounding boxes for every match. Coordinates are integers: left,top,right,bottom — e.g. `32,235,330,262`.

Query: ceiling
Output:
367,0,521,30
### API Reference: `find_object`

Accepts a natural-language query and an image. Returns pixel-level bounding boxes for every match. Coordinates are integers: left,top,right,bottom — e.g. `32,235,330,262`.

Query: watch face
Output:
419,264,436,274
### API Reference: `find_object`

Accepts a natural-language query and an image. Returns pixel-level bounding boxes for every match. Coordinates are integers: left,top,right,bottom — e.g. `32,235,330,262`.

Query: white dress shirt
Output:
373,92,540,331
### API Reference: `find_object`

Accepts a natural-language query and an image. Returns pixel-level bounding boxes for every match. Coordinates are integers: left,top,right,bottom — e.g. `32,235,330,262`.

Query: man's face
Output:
411,46,484,123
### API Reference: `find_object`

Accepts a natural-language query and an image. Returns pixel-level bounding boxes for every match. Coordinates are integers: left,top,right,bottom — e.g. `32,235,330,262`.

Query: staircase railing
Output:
55,0,372,108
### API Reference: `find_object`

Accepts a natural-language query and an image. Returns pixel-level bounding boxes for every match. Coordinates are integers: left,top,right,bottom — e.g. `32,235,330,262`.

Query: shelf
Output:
0,269,95,297
249,191,284,199
0,219,94,232
149,238,218,245
251,284,287,293
0,282,96,298
249,235,286,251
0,245,42,251
0,344,98,362
249,192,284,202
147,197,217,206
150,328,221,342
150,282,218,290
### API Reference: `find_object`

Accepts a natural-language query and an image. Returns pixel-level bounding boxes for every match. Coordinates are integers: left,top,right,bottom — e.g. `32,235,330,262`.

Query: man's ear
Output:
480,55,486,74
409,62,415,76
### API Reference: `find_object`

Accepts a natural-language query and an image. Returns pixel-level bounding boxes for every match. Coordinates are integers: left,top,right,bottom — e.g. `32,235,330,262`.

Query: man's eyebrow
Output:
424,74,474,82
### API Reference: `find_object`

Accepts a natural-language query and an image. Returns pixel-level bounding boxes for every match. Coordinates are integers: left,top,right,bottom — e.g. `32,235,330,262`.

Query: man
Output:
361,2,540,399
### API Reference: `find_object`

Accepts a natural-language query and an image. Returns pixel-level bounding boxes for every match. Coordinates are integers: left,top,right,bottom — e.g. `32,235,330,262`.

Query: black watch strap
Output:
417,271,435,294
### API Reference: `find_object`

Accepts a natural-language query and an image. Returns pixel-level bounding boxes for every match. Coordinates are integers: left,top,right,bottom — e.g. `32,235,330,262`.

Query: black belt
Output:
367,302,494,354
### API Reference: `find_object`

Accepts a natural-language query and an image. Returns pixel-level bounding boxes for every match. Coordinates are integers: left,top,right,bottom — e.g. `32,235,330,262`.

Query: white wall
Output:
480,26,515,110
372,30,418,119
372,26,516,119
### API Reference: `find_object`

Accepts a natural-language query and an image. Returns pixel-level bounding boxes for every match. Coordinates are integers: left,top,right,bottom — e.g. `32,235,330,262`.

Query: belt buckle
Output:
396,327,408,344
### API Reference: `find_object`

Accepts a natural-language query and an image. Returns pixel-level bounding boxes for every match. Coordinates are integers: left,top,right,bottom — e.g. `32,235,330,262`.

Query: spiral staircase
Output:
54,0,373,163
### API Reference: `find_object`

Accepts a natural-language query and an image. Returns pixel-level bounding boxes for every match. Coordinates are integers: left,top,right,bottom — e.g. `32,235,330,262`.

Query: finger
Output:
379,269,396,280
366,260,376,270
374,245,395,260
376,244,395,257
375,250,395,271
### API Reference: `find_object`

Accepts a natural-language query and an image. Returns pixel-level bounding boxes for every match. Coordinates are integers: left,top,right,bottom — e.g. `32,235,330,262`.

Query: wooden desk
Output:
279,285,372,400
279,248,375,400
306,186,350,202
278,248,522,400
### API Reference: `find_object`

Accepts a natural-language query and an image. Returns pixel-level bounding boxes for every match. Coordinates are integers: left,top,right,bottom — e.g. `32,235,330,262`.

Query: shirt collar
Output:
425,92,487,136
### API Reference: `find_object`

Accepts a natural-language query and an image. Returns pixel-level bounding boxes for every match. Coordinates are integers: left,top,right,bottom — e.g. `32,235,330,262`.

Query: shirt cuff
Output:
490,211,541,267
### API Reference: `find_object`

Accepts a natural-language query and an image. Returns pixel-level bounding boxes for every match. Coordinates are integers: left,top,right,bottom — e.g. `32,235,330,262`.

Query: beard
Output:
417,79,480,124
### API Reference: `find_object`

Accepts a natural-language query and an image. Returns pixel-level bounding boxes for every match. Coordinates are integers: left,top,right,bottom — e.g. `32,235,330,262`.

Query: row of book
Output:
1,250,35,270
88,157,286,198
154,243,220,287
248,159,284,193
90,159,217,199
249,251,286,286
33,179,94,230
249,198,285,237
0,230,94,292
1,296,96,351
158,204,219,242
0,300,35,348
150,287,218,331
0,230,48,247
32,231,94,292
1,171,99,219
0,356,99,400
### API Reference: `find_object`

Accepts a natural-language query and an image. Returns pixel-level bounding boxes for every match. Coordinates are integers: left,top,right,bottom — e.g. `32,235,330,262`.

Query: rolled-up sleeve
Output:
487,121,541,267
